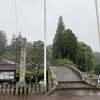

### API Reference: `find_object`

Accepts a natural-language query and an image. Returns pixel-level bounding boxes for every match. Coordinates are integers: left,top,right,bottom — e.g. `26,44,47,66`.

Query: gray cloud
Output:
0,0,100,52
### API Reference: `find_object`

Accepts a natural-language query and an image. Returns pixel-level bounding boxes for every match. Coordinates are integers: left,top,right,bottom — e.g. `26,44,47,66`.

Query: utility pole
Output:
83,44,88,72
44,0,46,87
95,0,100,51
15,38,18,66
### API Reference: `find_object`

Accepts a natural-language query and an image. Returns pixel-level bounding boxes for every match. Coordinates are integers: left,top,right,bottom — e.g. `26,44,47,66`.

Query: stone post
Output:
28,85,31,94
17,38,27,86
24,85,27,94
11,85,14,94
3,85,6,94
7,85,10,94
0,85,1,94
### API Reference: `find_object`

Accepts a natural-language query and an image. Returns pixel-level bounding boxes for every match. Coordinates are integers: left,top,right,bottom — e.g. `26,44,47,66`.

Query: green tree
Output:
77,42,94,72
27,40,44,83
94,63,100,75
47,45,52,62
27,40,44,62
1,52,15,61
26,42,33,62
54,58,77,67
52,16,65,60
5,33,22,63
0,30,7,57
26,42,33,52
94,52,100,65
5,34,16,56
16,33,22,62
63,29,78,63
52,16,78,64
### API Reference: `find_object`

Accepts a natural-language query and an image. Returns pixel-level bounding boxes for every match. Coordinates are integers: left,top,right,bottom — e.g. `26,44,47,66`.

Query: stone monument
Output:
17,38,27,86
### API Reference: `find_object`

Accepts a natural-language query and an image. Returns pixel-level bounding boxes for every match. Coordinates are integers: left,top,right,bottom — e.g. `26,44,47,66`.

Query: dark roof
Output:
0,58,19,70
0,64,16,71
2,59,16,65
50,66,82,82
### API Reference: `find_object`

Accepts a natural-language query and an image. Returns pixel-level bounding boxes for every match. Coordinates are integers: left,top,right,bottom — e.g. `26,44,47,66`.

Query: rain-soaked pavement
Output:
0,94,100,100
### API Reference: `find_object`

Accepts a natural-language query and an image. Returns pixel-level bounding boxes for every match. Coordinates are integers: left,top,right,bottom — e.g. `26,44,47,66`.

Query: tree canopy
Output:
77,42,94,72
27,40,44,63
5,33,22,63
0,30,7,57
62,29,78,63
1,52,15,61
94,63,100,75
52,16,78,64
52,16,65,60
94,52,100,65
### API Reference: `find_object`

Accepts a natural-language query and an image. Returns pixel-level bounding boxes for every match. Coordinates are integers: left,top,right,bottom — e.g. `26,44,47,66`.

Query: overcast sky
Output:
0,0,100,52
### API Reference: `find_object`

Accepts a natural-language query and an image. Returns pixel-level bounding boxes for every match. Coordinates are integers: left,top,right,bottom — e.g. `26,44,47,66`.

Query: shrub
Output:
54,58,77,67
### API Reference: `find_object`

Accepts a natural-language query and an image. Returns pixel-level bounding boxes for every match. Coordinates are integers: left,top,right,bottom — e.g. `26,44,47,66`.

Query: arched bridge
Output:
47,64,100,96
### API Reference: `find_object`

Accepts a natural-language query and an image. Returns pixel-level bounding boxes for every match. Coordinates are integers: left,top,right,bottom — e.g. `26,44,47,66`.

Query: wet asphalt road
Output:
0,94,100,100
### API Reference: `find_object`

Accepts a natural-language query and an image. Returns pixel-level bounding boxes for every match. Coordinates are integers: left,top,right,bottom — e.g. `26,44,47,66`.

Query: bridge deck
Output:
48,66,99,97
50,66,82,82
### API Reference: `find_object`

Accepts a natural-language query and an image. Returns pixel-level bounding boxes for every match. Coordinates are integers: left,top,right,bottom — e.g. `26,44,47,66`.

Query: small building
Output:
0,59,17,84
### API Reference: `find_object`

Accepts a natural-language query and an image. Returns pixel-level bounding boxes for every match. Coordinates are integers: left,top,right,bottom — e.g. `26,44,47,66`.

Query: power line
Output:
95,0,100,51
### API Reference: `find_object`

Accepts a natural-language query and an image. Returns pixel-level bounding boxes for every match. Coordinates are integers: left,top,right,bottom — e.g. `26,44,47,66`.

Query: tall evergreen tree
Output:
52,16,78,64
52,16,65,60
0,30,7,57
5,33,22,62
63,29,78,63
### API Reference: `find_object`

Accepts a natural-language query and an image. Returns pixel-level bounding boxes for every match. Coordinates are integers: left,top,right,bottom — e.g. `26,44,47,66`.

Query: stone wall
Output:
49,66,58,88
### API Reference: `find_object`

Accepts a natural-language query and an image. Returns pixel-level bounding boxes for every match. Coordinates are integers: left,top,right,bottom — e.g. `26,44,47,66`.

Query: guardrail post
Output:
3,85,6,94
48,82,51,91
0,85,2,94
15,84,19,94
40,83,44,93
28,85,31,94
24,85,27,94
11,85,14,94
36,85,39,93
31,85,35,94
20,85,23,94
7,85,10,94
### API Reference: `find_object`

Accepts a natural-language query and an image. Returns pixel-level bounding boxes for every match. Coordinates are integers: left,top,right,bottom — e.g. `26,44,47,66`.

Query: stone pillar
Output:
28,85,31,94
0,85,1,94
7,85,10,94
17,38,27,86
